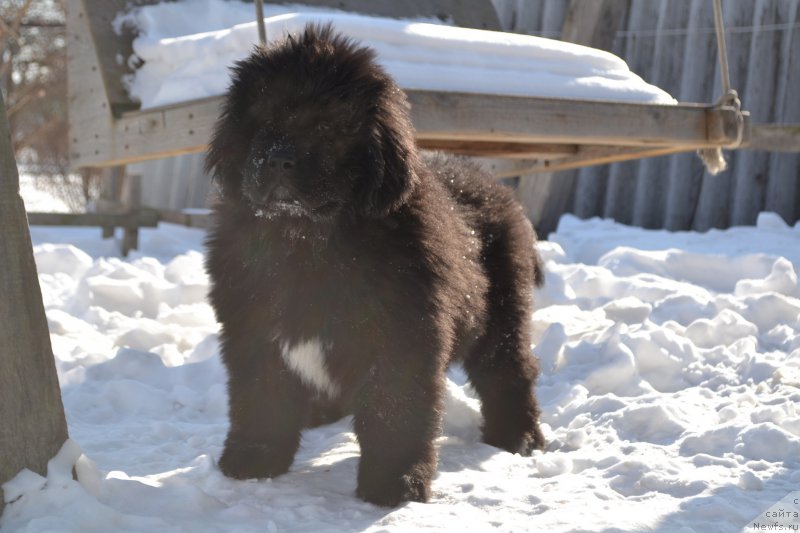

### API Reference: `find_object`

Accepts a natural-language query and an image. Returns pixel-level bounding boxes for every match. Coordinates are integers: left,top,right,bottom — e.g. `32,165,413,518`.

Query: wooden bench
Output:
67,0,751,177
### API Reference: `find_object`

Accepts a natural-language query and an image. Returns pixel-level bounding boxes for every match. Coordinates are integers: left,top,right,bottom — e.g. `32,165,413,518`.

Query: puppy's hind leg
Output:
465,331,545,455
465,225,546,455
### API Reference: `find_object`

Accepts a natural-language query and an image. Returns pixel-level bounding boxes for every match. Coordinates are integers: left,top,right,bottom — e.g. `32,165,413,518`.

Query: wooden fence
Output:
496,0,799,235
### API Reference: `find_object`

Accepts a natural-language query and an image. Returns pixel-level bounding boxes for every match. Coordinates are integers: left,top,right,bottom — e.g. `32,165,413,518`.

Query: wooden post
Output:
102,167,117,239
0,87,69,514
121,169,142,256
96,166,125,239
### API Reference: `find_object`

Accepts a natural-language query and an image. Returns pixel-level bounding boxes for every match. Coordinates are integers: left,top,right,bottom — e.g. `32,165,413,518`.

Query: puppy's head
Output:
206,24,420,221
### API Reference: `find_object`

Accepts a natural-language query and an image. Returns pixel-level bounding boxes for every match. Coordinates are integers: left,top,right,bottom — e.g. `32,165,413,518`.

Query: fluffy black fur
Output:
204,24,546,507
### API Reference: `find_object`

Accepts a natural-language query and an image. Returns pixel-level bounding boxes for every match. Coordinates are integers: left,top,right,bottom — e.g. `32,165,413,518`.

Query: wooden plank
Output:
71,96,220,168
69,91,749,169
66,1,115,171
27,211,159,228
562,0,629,50
473,158,548,179
515,0,576,237
731,0,787,226
603,0,661,226
496,0,545,35
187,154,212,208
632,0,692,229
765,0,800,223
562,1,630,222
416,139,577,158
516,169,576,237
158,209,213,229
749,124,800,152
0,90,68,515
516,145,700,175
541,0,568,33
409,92,744,147
664,0,717,230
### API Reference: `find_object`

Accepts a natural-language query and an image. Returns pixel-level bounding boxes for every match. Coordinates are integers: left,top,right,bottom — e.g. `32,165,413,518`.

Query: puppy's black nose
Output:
267,151,295,172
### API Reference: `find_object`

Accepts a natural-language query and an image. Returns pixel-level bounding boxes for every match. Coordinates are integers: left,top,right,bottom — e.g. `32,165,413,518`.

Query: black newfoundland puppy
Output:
205,24,545,506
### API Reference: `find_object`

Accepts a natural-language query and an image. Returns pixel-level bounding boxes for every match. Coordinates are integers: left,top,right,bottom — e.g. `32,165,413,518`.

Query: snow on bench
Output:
115,1,676,110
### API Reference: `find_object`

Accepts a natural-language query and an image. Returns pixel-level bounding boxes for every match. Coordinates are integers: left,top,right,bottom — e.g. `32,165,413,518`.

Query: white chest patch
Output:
280,338,339,397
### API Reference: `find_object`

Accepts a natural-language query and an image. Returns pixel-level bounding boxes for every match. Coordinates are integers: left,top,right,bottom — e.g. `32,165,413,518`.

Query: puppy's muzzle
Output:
244,148,300,205
245,181,298,207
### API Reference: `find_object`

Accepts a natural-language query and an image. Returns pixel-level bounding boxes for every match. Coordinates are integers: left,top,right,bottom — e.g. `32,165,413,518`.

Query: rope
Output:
255,0,266,45
713,0,732,99
698,0,745,175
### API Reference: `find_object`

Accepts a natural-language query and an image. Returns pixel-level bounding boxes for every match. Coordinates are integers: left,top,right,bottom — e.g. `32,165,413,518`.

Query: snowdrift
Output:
4,190,799,531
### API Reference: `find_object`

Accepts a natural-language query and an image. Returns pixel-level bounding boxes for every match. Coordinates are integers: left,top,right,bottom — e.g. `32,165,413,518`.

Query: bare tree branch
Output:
0,0,34,60
12,114,59,149
1,0,70,185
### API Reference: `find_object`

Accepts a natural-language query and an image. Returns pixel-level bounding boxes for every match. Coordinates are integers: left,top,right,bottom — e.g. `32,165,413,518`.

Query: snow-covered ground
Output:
3,180,799,531
17,174,73,214
116,0,676,109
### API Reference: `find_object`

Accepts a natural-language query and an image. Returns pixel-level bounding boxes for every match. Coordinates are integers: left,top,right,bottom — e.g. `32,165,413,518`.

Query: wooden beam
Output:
70,96,219,168
158,209,213,229
69,90,750,169
27,211,159,228
416,139,577,158
472,158,547,179
66,0,114,169
515,145,702,175
747,124,800,152
409,92,748,147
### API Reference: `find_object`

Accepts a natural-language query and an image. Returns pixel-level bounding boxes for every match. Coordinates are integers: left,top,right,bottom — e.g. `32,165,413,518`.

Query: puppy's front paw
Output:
356,470,432,507
219,443,294,480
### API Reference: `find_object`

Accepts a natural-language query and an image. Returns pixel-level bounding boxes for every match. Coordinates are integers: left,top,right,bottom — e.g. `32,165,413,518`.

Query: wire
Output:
614,21,800,40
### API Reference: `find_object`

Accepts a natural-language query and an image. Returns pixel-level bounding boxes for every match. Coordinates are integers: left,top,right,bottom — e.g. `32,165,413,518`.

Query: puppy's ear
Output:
357,107,420,217
205,109,253,200
205,57,264,200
